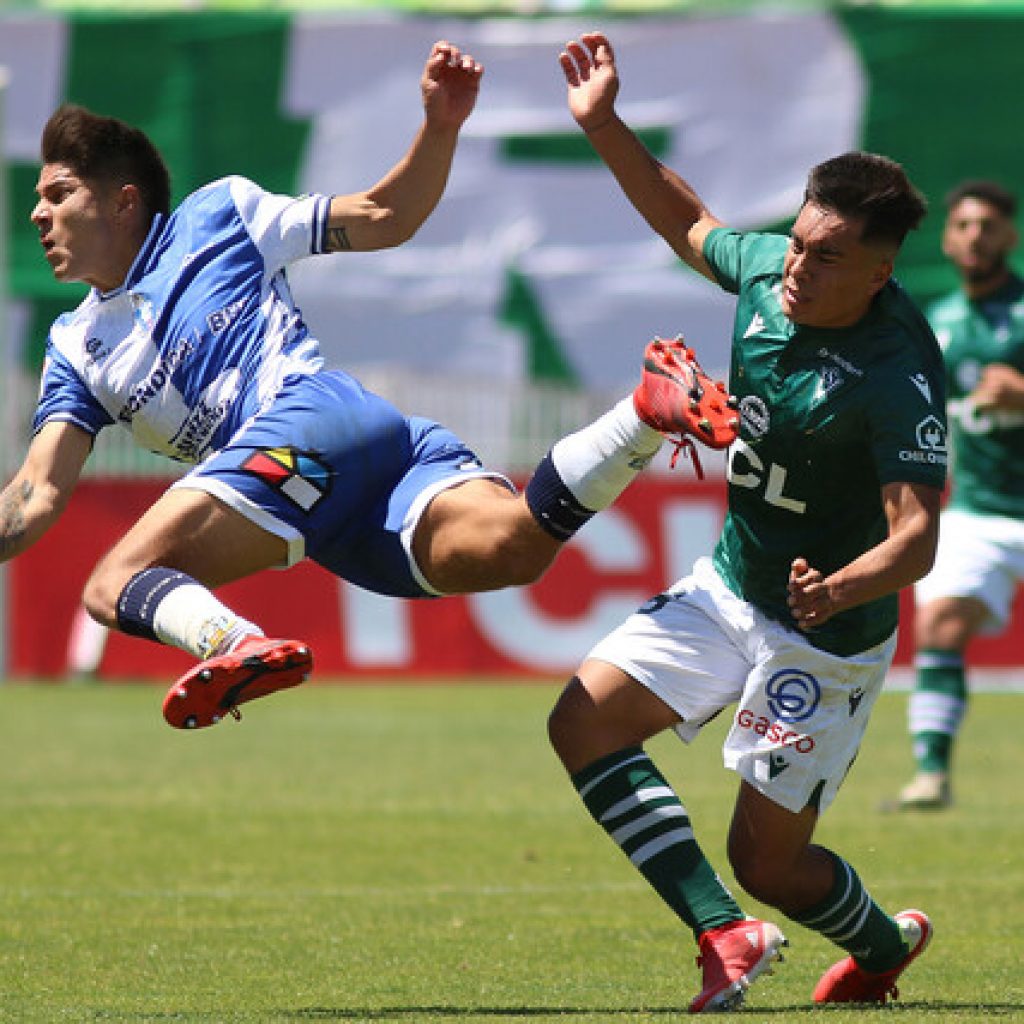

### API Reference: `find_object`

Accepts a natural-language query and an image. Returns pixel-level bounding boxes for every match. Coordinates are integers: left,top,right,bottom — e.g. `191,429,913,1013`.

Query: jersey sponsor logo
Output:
117,337,196,425
817,347,864,377
744,312,766,338
734,709,817,753
240,447,332,513
766,668,821,722
916,414,946,451
207,297,248,335
172,398,230,462
727,440,807,514
899,414,948,465
909,373,932,404
738,395,770,438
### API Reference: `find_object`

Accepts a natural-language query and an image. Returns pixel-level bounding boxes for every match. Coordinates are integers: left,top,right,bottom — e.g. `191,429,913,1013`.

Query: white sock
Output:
152,583,263,660
549,396,662,510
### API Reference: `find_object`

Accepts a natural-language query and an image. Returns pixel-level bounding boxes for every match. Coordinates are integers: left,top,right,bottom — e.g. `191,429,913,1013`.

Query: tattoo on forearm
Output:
0,480,32,558
326,226,353,252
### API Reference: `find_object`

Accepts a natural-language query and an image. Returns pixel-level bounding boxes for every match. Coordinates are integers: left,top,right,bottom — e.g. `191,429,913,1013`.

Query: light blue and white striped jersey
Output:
33,176,332,463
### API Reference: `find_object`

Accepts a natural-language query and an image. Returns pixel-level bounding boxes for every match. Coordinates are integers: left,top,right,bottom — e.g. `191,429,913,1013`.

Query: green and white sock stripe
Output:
790,854,906,973
795,856,871,944
910,649,967,737
576,749,693,867
908,692,966,737
573,747,742,936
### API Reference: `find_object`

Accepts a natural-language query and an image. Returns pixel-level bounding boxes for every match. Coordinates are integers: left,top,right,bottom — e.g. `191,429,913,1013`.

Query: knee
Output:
82,558,132,629
547,676,605,772
914,597,974,650
547,683,578,762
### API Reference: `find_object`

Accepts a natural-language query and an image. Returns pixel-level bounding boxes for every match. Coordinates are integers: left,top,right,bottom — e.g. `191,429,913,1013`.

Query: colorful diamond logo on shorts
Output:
241,448,331,513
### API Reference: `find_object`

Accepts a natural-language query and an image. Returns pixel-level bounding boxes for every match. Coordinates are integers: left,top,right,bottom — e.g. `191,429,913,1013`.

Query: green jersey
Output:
927,274,1024,518
703,229,947,656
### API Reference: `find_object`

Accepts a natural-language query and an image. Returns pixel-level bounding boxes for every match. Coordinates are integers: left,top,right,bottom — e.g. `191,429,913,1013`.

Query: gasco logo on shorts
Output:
734,709,817,753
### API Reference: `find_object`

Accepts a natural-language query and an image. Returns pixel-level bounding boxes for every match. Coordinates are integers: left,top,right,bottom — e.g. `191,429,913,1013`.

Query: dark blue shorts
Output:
174,371,506,597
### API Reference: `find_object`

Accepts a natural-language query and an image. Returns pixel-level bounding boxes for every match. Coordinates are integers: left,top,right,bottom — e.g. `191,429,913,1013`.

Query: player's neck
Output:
962,266,1012,302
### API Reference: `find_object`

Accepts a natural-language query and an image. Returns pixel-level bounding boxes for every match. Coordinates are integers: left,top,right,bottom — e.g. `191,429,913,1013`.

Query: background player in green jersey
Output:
892,180,1024,811
548,31,946,1011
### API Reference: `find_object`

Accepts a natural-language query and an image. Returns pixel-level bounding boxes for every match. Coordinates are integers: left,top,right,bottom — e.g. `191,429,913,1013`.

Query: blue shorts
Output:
174,371,508,597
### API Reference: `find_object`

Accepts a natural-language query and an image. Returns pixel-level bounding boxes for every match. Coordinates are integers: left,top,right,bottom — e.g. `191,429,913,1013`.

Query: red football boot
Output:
162,636,313,729
634,336,739,478
689,918,788,1013
813,909,932,1005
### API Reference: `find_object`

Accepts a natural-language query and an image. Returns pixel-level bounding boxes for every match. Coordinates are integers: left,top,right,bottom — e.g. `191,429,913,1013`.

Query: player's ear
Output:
870,255,894,292
115,183,142,222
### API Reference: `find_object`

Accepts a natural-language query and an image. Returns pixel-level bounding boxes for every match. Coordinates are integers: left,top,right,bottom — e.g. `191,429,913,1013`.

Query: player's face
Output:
31,163,127,292
781,202,893,329
942,196,1017,285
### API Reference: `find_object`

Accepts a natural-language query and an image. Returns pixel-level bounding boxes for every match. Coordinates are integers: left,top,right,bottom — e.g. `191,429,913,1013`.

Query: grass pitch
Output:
0,680,1021,1022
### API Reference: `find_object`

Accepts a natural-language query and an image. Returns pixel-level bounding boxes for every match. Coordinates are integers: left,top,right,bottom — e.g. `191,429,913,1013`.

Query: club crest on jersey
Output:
738,395,770,438
815,365,845,401
241,447,331,513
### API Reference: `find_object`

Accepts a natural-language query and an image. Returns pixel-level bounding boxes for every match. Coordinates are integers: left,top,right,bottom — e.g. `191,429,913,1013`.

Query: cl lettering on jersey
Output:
727,440,807,514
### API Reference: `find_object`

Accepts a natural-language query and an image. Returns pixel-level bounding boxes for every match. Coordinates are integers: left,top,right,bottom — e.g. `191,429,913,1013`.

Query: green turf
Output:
0,681,1021,1022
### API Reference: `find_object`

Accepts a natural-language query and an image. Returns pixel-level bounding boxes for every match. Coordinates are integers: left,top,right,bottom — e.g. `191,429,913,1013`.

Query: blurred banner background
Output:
2,2,1022,677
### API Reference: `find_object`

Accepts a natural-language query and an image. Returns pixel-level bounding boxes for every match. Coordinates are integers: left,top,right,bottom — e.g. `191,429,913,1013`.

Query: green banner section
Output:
8,12,309,367
17,1,1024,11
840,7,1024,300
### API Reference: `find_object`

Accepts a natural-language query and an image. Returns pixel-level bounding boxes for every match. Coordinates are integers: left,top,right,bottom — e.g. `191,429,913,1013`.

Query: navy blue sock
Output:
524,453,595,542
115,567,195,642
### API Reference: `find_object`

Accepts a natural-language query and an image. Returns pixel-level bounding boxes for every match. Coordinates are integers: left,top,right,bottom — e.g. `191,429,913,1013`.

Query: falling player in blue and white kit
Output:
0,41,695,729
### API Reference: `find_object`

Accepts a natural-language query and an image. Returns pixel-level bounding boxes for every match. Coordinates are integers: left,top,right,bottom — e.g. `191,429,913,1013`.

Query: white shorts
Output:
587,558,897,815
915,508,1024,633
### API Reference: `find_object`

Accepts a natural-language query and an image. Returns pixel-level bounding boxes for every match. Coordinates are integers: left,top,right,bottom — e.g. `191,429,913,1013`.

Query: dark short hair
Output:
41,104,171,222
804,151,927,248
944,179,1017,219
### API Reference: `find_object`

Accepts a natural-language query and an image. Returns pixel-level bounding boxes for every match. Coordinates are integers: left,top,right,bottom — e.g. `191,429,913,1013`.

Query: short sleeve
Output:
32,342,114,438
226,176,332,272
867,357,948,490
703,228,789,295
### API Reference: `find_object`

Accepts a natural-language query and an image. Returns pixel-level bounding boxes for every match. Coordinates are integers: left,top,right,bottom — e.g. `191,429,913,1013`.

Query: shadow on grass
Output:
85,1002,1024,1020
279,1002,1024,1020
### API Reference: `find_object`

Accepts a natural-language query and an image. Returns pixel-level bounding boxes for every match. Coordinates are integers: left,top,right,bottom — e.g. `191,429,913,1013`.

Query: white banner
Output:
285,13,864,387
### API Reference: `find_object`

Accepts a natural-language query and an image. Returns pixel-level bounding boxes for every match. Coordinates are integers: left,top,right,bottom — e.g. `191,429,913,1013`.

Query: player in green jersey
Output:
549,32,946,1011
892,180,1024,811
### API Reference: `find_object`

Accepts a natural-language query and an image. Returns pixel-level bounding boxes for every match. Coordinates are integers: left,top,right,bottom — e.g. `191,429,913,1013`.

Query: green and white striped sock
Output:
909,649,967,773
789,852,907,973
573,747,742,938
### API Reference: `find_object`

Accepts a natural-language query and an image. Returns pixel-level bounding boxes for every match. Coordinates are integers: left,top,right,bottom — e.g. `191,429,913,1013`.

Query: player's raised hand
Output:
559,32,620,133
787,556,836,631
422,40,483,130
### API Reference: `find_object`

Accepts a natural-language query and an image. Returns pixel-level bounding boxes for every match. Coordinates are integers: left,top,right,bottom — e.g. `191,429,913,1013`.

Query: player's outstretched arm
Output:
787,481,941,631
970,362,1024,411
0,421,91,563
324,40,483,253
559,31,722,280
